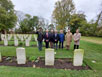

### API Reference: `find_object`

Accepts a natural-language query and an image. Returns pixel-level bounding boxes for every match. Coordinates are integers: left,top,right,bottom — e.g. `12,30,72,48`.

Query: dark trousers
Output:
0,37,1,41
59,42,64,49
38,41,42,51
54,43,58,49
74,45,79,49
45,42,49,48
50,42,54,48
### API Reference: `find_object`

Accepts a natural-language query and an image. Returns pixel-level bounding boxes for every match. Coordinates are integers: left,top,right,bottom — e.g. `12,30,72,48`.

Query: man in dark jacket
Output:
49,29,54,48
44,29,50,48
54,30,59,50
36,28,43,51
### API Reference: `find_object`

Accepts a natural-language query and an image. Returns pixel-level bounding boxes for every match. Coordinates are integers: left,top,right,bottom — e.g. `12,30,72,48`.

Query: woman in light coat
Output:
65,29,72,50
73,29,81,49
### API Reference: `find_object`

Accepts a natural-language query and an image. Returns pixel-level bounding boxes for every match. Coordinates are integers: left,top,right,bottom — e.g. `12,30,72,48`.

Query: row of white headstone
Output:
1,34,38,46
0,48,84,66
1,34,37,41
1,34,12,41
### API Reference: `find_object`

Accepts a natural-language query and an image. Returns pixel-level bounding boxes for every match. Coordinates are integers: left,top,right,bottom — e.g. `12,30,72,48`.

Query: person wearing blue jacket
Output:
59,30,65,49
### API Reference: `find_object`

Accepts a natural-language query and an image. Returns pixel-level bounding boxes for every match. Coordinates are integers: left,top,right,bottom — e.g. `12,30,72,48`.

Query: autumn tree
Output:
52,0,75,29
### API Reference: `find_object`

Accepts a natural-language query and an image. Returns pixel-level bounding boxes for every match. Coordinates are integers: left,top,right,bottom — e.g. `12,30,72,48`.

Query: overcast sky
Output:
11,0,102,22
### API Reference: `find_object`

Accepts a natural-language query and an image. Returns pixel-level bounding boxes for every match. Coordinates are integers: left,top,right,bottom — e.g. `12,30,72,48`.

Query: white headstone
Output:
14,39,18,46
73,49,84,66
37,42,38,47
28,35,32,41
20,36,24,41
17,34,21,39
34,35,37,41
0,52,2,62
1,34,4,40
28,36,31,41
14,35,17,40
34,35,38,46
45,49,55,66
4,35,7,39
16,48,26,64
17,35,24,41
25,39,30,46
8,34,12,41
24,35,28,39
4,39,8,46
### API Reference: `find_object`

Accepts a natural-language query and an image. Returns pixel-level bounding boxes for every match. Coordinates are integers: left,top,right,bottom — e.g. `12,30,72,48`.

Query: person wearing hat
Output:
36,28,44,51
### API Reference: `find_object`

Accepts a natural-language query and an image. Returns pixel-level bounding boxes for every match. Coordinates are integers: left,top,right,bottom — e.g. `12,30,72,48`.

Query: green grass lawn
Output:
0,36,102,77
81,36,102,44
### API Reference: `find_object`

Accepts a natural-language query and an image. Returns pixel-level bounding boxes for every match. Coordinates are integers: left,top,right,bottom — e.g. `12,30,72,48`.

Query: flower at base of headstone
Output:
35,60,39,63
37,57,40,60
6,57,11,61
54,52,56,54
92,60,96,63
33,64,36,68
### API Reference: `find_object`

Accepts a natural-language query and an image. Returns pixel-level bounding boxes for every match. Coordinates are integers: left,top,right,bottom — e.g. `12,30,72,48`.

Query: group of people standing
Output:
36,28,81,51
